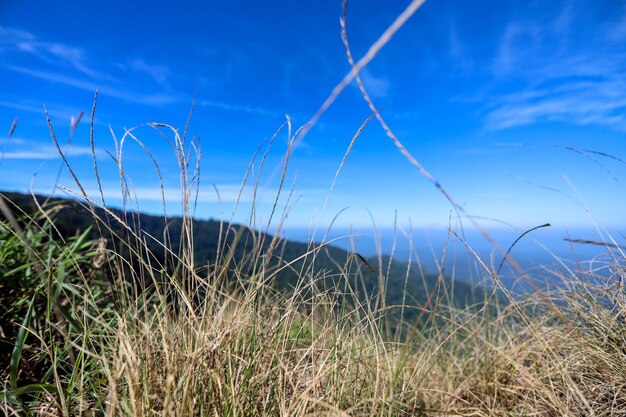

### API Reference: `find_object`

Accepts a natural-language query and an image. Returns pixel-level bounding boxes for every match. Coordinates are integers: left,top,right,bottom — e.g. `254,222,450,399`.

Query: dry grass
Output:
2,3,625,415
1,107,625,417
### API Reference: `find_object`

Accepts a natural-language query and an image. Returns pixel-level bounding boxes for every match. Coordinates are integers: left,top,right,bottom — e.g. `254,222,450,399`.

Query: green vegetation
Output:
1,183,625,416
0,191,484,326
0,107,623,416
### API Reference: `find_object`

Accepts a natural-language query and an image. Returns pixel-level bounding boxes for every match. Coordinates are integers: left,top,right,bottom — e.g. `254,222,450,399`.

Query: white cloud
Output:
128,58,169,85
0,25,109,80
81,183,322,205
1,142,105,160
486,83,626,130
491,22,542,78
199,99,275,116
0,26,35,45
358,68,391,98
0,100,45,114
5,64,98,90
4,64,180,106
0,100,103,131
0,136,26,144
447,27,473,72
1,25,179,106
484,4,626,131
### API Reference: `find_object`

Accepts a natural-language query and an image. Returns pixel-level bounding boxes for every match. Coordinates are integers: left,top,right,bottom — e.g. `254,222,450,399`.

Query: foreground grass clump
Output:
1,195,625,417
0,95,624,416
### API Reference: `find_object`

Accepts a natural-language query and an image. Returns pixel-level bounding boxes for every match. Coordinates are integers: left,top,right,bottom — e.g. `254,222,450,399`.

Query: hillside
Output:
2,189,623,416
0,190,484,317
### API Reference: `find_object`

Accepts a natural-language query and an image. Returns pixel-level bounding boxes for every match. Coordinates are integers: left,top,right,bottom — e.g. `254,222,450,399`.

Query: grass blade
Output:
10,294,35,389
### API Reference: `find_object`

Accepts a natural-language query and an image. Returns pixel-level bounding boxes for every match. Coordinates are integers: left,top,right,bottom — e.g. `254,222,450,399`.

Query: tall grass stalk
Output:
1,105,625,416
1,3,625,414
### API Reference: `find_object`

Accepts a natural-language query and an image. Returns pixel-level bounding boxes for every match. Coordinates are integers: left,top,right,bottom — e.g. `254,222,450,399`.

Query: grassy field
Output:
1,2,624,413
1,113,625,417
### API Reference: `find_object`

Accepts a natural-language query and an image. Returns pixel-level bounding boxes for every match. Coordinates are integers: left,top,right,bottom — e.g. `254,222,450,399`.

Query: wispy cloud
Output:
455,147,499,156
1,25,283,116
199,100,276,116
491,22,543,78
0,26,35,41
0,136,26,145
356,69,391,98
123,58,170,86
5,64,98,90
80,184,320,205
1,140,106,160
486,81,626,130
0,99,82,120
1,25,180,106
4,64,180,106
0,25,109,80
483,3,626,131
447,26,473,73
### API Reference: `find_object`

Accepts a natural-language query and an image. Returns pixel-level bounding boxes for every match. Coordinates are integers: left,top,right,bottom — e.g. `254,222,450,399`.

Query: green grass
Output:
1,11,624,409
1,131,625,416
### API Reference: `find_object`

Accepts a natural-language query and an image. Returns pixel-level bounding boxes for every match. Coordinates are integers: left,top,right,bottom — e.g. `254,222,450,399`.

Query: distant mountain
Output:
0,191,490,328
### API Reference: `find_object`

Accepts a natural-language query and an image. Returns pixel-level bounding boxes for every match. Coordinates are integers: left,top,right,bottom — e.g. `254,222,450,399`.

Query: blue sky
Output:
1,0,625,242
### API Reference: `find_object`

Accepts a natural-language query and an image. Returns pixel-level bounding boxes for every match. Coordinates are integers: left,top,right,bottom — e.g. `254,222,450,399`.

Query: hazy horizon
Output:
0,186,616,288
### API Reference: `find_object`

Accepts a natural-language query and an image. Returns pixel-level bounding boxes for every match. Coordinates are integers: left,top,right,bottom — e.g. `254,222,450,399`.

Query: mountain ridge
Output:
0,190,488,321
